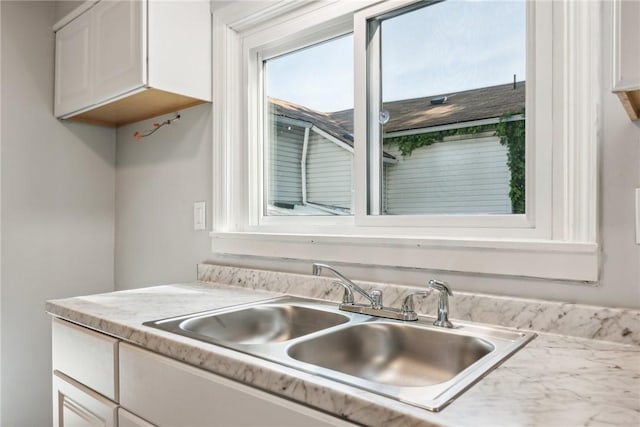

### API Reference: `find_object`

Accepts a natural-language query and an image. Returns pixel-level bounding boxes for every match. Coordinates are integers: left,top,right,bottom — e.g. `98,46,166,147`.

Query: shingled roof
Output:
329,81,525,134
269,98,354,143
270,81,525,145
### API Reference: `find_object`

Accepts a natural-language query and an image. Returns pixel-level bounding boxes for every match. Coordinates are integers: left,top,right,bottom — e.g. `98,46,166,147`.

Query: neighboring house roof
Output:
269,98,354,143
329,81,525,134
269,98,396,160
269,81,525,153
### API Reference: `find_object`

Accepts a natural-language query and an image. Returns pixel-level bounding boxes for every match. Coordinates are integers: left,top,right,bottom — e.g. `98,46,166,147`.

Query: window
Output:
211,0,600,282
353,0,543,231
264,34,354,216
373,1,526,217
261,1,527,219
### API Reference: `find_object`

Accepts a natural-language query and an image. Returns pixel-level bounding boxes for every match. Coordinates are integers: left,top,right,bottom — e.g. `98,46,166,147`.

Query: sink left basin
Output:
143,296,350,346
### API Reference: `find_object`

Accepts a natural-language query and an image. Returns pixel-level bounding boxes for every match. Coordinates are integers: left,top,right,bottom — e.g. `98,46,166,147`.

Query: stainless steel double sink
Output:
144,296,535,412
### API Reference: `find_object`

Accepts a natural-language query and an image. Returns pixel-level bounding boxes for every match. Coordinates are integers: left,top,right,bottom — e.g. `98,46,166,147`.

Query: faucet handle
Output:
331,281,355,305
370,289,383,309
428,279,453,296
401,290,432,315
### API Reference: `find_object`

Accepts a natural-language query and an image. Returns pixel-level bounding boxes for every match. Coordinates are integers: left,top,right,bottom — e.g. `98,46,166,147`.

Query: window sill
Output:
210,231,598,282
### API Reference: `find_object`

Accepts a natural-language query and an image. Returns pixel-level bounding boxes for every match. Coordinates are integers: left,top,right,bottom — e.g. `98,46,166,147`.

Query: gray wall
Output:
115,105,212,290
1,2,116,426
54,0,89,23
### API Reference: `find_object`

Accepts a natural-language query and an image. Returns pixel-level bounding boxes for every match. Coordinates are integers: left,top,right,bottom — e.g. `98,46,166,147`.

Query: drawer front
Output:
52,318,118,400
119,343,354,427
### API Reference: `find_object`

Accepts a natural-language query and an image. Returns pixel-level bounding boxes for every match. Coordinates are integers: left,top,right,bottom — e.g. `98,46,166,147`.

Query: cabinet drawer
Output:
120,343,354,427
52,318,118,400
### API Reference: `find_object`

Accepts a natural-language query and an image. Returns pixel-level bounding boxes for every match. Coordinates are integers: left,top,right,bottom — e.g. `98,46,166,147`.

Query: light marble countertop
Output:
46,281,640,427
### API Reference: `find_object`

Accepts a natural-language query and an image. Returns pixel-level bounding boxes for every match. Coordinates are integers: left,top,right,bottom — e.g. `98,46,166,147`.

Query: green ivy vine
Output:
384,109,525,214
495,110,525,214
386,124,498,157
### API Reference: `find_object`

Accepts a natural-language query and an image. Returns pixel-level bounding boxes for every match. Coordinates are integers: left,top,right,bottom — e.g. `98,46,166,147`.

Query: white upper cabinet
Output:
54,0,211,127
54,9,92,116
93,0,145,104
612,0,640,121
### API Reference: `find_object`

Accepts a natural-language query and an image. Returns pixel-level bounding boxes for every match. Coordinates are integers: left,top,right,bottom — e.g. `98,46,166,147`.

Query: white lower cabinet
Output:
119,343,352,427
52,318,353,427
52,318,118,401
53,372,118,427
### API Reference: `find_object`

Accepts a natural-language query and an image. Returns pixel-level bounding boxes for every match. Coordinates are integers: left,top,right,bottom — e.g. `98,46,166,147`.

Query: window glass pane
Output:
375,0,526,215
264,34,354,216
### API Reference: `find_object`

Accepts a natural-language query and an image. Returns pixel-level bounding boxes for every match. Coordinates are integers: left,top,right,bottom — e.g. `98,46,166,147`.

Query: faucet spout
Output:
312,263,377,306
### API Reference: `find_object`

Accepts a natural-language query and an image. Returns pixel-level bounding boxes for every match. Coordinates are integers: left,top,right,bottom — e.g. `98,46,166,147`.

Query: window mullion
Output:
367,19,383,216
353,8,369,223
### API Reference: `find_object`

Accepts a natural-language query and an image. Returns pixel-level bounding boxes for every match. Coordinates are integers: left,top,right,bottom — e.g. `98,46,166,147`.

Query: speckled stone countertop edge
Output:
46,281,640,427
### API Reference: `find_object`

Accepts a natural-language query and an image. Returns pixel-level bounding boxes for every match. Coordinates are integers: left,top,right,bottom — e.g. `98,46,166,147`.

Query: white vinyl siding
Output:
306,131,353,210
269,123,304,205
383,136,511,215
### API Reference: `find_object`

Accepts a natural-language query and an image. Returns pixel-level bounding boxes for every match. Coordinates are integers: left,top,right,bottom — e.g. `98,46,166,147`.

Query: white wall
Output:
115,105,212,290
113,1,639,310
1,2,116,426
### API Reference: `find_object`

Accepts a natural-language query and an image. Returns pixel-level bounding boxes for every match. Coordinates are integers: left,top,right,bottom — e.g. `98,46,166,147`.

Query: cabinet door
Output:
54,10,92,117
53,372,118,427
119,343,355,427
92,0,146,104
613,0,640,90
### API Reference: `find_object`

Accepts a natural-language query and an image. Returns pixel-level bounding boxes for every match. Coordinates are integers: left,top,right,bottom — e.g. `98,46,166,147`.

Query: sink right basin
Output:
288,322,494,387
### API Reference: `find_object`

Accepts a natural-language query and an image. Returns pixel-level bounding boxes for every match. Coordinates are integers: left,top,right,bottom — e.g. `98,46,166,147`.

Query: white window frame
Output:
355,0,546,233
210,0,600,282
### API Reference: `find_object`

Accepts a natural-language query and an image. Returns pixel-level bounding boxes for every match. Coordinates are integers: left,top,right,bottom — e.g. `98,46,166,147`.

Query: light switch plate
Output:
636,189,640,245
193,201,206,231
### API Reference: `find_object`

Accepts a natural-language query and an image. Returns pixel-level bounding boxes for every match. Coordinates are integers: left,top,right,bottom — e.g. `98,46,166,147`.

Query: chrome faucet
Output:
312,263,382,309
311,262,453,324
